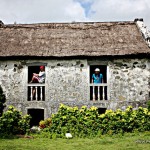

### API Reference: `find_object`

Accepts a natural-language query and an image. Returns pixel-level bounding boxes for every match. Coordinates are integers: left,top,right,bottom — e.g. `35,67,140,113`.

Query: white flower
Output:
65,133,72,138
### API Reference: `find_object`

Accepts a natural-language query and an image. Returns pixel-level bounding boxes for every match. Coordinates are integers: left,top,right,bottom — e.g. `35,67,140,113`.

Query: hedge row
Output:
39,104,150,137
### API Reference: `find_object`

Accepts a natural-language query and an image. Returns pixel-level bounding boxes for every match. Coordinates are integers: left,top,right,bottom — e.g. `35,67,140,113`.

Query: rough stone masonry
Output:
0,58,149,118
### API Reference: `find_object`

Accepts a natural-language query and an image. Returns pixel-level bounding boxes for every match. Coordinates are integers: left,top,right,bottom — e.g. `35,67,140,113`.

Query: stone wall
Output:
0,59,89,118
108,58,150,110
0,58,149,118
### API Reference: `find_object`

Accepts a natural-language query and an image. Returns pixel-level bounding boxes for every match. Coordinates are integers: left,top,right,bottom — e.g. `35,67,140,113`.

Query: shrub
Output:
0,86,6,117
42,104,101,137
0,105,31,135
40,104,150,138
39,118,52,129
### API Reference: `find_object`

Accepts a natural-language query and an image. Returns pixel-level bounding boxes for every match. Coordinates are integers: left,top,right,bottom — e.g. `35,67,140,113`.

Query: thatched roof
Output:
0,21,149,57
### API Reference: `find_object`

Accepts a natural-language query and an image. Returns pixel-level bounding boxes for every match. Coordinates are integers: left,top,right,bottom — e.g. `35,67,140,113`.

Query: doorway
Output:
27,108,44,127
97,108,107,114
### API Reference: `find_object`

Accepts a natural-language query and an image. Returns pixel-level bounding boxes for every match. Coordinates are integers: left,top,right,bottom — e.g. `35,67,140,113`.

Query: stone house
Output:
0,19,150,126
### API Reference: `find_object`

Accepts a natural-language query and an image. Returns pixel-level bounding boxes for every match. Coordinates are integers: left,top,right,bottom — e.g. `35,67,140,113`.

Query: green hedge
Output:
39,104,150,137
0,106,31,135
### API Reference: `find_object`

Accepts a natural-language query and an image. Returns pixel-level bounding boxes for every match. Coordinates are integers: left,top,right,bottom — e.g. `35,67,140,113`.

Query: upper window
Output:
27,64,46,101
90,65,107,83
89,65,107,101
28,66,45,84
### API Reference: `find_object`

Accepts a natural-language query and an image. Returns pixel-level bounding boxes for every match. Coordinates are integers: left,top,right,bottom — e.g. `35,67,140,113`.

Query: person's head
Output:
40,66,45,71
95,68,100,74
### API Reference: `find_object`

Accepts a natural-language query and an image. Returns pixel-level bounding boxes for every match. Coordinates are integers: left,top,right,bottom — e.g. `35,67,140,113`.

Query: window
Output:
27,64,46,101
89,65,108,101
28,66,45,84
97,108,107,114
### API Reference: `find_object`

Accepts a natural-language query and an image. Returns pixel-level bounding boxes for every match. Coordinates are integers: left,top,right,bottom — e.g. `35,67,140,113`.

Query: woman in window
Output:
30,66,45,83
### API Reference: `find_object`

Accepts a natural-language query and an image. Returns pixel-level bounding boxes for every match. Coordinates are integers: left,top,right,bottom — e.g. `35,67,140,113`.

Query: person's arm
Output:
33,73,39,77
91,74,94,83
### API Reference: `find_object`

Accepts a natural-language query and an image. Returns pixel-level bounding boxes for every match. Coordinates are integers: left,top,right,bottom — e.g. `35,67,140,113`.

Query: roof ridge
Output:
1,21,135,29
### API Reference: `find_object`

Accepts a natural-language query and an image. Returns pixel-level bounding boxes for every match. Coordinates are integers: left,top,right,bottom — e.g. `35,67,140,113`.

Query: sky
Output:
0,0,150,29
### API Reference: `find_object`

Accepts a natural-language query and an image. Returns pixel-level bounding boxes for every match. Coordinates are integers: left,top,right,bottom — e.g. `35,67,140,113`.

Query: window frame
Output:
26,62,47,101
88,60,110,101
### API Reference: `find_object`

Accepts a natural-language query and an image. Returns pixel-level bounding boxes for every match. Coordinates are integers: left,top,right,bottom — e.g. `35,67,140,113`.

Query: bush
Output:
49,105,100,137
40,104,150,138
0,105,31,135
39,118,52,129
0,86,6,117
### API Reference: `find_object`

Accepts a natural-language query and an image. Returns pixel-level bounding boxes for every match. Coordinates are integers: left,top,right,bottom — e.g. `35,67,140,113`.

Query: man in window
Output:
92,68,103,84
91,68,103,100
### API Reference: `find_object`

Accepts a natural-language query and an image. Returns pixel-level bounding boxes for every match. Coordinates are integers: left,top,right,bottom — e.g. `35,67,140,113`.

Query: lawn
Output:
0,132,150,150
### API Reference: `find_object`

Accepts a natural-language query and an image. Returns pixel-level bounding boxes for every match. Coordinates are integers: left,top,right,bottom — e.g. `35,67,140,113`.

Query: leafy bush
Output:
48,105,100,137
39,118,52,129
40,104,150,138
0,86,6,117
0,105,31,135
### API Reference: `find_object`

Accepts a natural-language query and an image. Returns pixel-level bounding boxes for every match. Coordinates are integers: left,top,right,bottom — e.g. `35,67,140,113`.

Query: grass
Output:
0,132,150,150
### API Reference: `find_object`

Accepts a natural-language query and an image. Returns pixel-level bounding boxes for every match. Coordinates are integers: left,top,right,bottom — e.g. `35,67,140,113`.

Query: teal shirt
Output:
92,74,103,83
